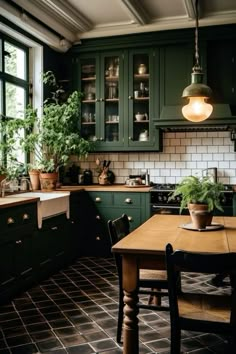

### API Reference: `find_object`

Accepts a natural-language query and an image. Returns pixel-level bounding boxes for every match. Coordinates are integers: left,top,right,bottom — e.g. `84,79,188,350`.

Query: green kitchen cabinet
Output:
0,202,37,304
87,191,150,256
78,51,124,149
69,190,110,257
75,48,162,151
207,39,236,114
34,214,74,280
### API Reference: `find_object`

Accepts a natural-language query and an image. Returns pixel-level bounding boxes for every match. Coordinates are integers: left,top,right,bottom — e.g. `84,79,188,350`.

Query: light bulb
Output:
182,97,213,122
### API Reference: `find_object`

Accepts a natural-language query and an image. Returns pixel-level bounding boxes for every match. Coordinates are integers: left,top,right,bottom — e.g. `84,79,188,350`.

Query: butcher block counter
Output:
59,184,152,192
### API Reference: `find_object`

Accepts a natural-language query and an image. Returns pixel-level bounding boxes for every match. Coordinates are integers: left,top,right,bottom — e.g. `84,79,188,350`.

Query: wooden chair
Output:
165,243,236,354
108,214,169,343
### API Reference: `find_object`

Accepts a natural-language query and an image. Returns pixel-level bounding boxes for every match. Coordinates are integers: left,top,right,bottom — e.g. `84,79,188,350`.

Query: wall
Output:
73,131,236,186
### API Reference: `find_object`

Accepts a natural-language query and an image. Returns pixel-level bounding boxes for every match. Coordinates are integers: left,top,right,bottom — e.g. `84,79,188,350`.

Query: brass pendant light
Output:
182,0,213,122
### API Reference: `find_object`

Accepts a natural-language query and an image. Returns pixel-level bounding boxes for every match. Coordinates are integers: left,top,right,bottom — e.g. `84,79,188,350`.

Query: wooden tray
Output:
180,222,224,232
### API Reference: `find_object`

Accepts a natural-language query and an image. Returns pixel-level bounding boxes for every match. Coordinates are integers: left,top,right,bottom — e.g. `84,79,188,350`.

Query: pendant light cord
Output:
193,0,201,72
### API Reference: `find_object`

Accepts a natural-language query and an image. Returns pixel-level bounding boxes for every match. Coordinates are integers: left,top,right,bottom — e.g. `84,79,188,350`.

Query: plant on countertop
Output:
7,71,94,174
168,175,224,214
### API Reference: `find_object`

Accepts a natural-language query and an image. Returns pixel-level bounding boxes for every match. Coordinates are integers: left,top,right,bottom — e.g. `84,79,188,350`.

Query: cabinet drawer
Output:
0,203,37,232
89,192,113,205
114,193,141,207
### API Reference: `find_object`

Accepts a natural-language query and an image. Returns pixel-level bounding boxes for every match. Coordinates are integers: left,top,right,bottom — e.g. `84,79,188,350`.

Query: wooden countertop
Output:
58,184,152,192
0,184,151,209
0,196,39,208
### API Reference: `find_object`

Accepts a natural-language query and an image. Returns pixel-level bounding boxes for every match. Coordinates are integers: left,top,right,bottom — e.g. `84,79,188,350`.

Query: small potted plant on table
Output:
168,175,224,229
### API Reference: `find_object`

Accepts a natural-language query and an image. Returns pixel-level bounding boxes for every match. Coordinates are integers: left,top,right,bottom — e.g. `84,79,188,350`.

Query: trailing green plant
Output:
168,175,224,213
4,71,94,174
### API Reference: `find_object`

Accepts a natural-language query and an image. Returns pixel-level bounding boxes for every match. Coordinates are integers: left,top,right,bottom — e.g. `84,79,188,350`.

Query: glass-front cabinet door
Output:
127,48,156,149
79,52,123,149
101,52,123,147
78,48,161,151
80,56,97,142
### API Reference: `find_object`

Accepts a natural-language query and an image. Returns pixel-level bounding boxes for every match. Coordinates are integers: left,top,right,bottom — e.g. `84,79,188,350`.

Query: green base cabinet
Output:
0,202,38,304
87,190,150,257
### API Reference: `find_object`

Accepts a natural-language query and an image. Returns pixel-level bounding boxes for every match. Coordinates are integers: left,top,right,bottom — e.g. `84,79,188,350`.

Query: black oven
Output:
150,184,234,216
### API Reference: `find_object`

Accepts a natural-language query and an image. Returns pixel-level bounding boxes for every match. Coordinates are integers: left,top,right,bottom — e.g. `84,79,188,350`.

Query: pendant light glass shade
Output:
182,0,213,122
182,71,213,122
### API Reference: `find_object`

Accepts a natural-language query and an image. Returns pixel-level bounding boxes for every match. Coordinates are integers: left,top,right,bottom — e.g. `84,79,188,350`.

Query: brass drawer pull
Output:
125,198,132,204
15,240,22,244
51,226,58,230
95,197,101,202
7,217,15,225
23,213,30,220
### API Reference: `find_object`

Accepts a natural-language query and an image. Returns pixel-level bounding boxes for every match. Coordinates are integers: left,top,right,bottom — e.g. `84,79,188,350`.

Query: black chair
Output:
165,243,236,354
108,214,169,343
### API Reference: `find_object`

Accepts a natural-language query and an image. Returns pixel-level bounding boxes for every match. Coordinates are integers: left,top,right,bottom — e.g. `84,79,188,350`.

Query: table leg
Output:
122,255,139,354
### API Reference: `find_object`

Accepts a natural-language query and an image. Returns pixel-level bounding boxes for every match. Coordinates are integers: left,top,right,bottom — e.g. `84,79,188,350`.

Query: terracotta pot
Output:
39,172,58,191
188,203,213,229
0,174,6,184
29,170,40,191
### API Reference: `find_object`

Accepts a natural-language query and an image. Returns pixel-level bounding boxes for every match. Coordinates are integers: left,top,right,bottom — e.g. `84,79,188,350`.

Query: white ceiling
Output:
1,0,236,52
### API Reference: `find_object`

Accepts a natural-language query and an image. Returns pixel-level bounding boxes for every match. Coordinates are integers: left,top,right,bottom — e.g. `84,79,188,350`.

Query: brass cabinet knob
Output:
96,215,101,220
96,236,101,241
95,197,101,202
7,217,15,225
128,136,133,140
100,98,104,102
22,213,30,220
125,198,132,204
128,95,133,100
128,216,133,222
95,98,99,102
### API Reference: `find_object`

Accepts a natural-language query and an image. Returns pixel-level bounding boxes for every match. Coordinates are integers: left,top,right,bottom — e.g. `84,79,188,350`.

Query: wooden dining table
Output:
112,214,236,354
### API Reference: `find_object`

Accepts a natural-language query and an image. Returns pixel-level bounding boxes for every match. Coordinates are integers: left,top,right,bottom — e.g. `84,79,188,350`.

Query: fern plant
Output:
168,175,224,213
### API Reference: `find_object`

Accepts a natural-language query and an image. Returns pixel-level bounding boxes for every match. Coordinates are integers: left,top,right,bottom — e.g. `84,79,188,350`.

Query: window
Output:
0,35,29,170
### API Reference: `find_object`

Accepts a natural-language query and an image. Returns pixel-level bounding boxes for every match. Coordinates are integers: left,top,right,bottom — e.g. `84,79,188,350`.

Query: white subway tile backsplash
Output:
78,132,236,185
186,146,197,153
191,154,202,161
202,154,213,161
219,161,230,169
213,154,224,161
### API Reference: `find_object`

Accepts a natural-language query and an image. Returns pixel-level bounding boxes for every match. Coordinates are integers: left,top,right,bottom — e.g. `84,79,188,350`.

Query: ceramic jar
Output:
138,63,147,75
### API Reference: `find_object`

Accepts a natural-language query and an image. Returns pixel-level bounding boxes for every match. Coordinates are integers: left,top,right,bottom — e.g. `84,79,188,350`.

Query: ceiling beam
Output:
39,0,92,32
120,0,150,25
10,0,79,41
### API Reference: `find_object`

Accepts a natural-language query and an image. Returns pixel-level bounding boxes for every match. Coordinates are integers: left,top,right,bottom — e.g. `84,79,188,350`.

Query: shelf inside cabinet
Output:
106,98,119,102
106,76,119,81
82,122,96,125
82,76,96,81
82,99,96,103
134,74,149,80
134,97,149,101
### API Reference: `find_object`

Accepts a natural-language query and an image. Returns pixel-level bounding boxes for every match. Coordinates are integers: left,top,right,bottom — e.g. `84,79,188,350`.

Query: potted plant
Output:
8,71,94,190
168,175,224,229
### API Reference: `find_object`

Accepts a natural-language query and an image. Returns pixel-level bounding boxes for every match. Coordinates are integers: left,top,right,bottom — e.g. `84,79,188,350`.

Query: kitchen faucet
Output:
0,177,32,197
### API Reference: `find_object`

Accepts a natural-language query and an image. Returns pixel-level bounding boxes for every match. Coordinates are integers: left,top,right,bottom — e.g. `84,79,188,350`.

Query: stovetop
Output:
151,183,233,192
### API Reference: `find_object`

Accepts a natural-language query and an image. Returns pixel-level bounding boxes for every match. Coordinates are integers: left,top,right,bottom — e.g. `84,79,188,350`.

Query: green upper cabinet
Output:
207,39,236,115
75,48,162,152
158,42,195,122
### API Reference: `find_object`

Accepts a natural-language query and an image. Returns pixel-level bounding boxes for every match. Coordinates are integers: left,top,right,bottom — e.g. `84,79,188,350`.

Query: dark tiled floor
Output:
0,257,232,354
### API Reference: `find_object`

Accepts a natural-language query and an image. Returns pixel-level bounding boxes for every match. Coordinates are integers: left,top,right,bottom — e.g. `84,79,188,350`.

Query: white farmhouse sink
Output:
7,191,70,228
